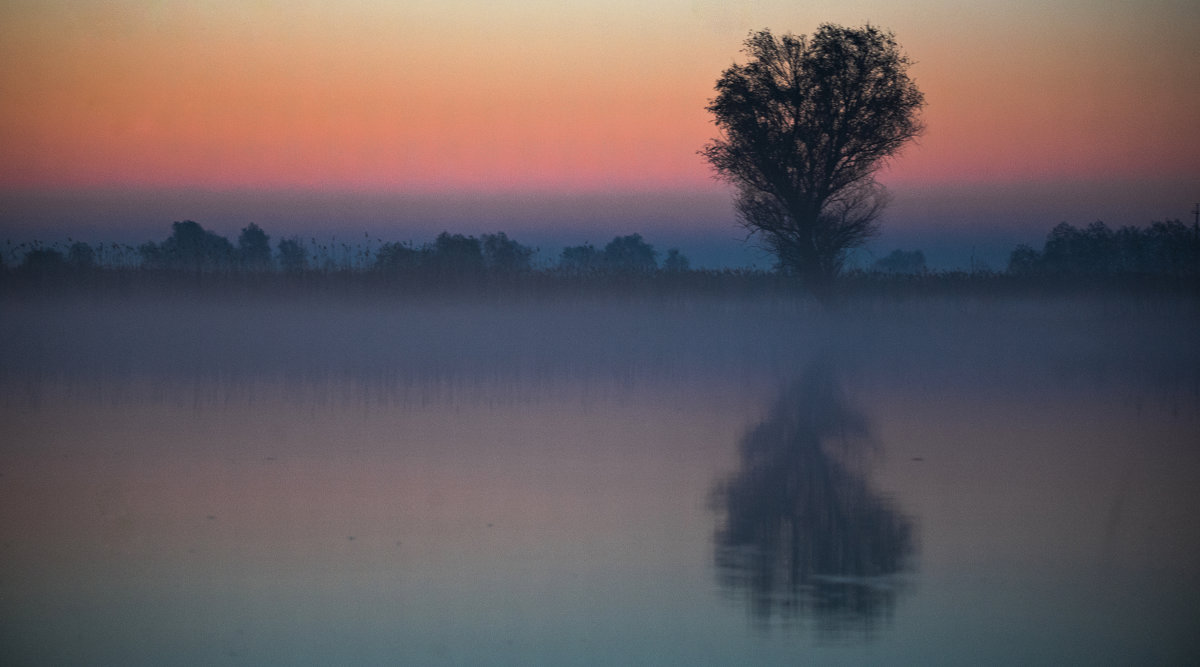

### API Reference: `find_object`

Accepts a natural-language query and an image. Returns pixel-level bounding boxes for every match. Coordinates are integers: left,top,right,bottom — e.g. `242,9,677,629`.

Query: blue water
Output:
2,292,1198,664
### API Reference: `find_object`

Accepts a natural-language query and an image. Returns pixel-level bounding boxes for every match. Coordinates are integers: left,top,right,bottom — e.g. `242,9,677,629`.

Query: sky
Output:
1,0,1197,268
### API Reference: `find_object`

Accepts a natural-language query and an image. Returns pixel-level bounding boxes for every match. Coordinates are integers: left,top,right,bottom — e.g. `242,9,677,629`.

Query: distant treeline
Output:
1006,219,1199,278
4,218,1198,291
3,220,691,279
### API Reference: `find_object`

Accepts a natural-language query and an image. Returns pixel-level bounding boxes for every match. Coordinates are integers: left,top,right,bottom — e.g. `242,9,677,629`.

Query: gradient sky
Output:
1,0,1197,266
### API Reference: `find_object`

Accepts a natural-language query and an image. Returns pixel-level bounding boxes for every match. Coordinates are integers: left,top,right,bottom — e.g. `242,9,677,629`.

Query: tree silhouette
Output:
19,248,67,274
374,241,421,274
1146,219,1197,276
67,242,96,271
602,234,657,273
1007,244,1040,275
481,232,534,274
237,223,272,271
427,232,484,278
139,220,234,272
703,25,924,288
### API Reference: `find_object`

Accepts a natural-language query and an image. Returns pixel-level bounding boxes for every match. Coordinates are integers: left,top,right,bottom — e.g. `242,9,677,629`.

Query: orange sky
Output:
0,0,1197,268
2,0,1197,193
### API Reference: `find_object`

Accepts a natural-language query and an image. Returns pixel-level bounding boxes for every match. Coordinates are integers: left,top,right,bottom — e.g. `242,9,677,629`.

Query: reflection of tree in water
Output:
711,364,915,636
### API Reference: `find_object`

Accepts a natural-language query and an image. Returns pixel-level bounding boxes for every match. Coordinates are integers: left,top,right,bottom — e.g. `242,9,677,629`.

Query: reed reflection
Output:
711,363,915,635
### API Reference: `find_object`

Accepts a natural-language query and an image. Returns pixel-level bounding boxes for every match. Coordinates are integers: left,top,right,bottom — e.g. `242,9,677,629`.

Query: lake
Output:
2,290,1198,665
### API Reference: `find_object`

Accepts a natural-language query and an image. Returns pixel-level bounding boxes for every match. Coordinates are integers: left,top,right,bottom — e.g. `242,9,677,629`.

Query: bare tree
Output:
703,25,924,287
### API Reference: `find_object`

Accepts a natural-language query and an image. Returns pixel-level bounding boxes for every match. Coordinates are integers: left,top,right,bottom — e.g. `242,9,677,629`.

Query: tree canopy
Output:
703,25,924,287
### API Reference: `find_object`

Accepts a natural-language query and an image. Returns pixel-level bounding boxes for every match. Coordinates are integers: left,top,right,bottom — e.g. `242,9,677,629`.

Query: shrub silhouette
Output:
559,243,601,275
663,248,691,273
873,249,925,274
275,237,308,274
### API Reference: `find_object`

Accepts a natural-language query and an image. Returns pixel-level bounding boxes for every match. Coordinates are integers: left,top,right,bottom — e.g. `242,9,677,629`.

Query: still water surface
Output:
2,293,1198,664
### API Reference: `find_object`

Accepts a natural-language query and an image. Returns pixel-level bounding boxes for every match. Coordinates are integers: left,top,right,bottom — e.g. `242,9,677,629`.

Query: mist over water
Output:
2,290,1198,664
